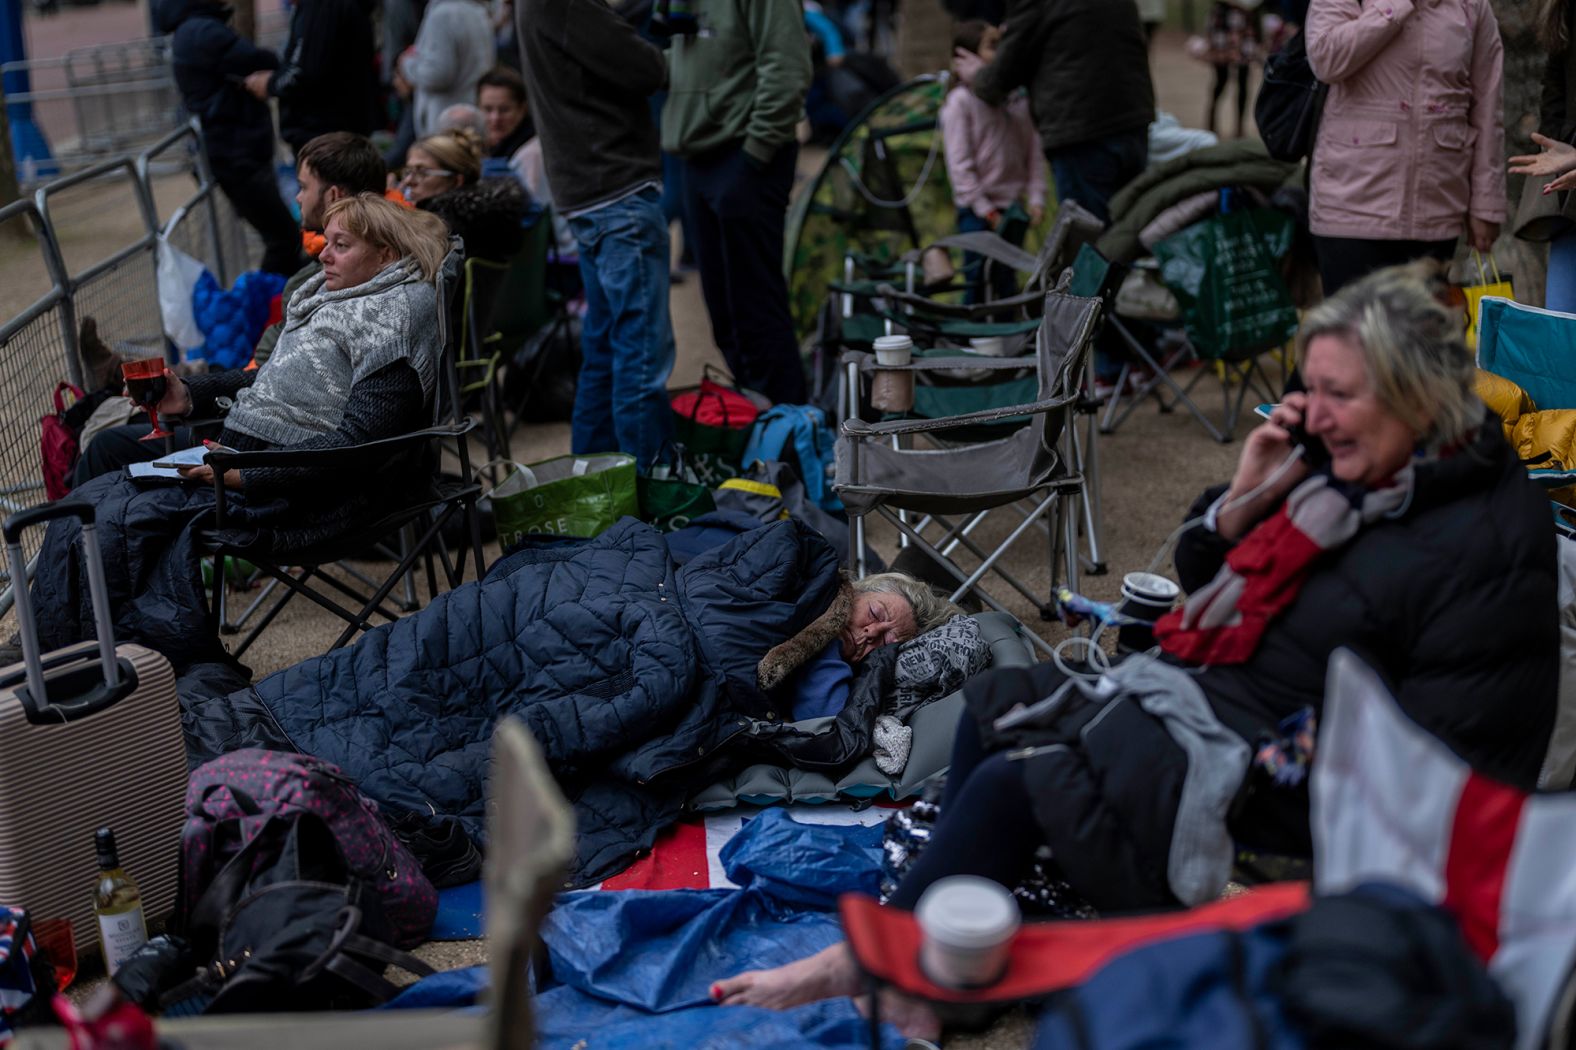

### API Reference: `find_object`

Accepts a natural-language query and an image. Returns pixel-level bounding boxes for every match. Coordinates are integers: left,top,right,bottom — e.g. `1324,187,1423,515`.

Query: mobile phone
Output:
1286,419,1330,469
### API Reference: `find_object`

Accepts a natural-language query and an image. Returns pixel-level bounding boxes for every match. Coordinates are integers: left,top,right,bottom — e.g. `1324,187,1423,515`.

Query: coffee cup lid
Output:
873,335,914,353
1122,572,1180,601
915,876,1020,949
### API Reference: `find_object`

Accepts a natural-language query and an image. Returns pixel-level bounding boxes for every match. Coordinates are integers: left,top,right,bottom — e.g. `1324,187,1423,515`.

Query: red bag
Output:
40,382,86,501
670,377,760,430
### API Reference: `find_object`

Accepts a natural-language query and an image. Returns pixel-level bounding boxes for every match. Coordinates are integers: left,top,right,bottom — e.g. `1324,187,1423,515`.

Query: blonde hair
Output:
322,194,451,281
412,126,484,184
1296,260,1480,452
852,572,964,636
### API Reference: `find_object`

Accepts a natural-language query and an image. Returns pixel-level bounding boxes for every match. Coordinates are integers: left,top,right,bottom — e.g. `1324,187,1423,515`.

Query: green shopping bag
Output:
637,476,715,532
489,453,638,547
1153,205,1299,361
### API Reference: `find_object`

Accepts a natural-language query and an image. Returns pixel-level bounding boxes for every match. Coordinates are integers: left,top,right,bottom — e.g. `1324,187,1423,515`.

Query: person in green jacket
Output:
659,0,812,406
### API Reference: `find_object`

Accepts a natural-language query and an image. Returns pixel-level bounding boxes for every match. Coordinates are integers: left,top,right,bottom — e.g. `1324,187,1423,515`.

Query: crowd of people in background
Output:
140,0,1575,482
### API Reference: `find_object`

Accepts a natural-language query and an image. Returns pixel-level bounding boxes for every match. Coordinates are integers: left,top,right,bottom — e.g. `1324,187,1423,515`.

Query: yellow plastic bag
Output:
1463,251,1514,350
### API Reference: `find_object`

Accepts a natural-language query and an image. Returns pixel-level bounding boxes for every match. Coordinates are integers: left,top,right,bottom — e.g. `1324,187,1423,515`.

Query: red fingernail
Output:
710,983,722,1001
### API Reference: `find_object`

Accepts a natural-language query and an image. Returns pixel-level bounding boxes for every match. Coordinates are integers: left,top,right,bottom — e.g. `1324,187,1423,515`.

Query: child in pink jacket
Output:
942,20,1047,305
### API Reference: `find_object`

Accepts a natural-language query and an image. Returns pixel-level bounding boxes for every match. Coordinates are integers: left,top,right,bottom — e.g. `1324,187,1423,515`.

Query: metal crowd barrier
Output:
1,37,183,180
0,120,263,613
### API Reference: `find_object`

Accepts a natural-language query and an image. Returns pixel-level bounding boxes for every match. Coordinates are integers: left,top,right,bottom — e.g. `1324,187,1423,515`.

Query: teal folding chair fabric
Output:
1476,297,1576,413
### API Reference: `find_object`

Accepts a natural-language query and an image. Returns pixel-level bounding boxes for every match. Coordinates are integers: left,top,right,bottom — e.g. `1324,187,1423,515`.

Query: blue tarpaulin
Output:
388,811,903,1049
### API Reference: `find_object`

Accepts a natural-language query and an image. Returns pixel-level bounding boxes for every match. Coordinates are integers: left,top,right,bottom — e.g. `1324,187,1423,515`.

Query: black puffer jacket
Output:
1178,418,1557,801
420,177,528,263
155,0,279,170
962,418,1557,912
972,0,1154,154
270,0,380,151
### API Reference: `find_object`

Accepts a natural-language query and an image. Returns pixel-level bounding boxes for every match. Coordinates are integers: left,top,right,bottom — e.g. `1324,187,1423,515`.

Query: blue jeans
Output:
1046,130,1148,226
566,187,676,469
1550,231,1576,314
956,207,1023,305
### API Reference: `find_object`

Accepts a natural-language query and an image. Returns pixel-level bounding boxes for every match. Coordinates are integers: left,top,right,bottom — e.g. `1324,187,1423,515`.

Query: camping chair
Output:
834,290,1102,656
825,201,1103,348
201,247,488,658
1475,296,1576,509
1069,243,1286,443
19,717,576,1050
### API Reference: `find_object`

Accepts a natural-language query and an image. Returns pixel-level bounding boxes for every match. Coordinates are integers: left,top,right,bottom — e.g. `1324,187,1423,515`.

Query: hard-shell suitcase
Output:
0,501,184,951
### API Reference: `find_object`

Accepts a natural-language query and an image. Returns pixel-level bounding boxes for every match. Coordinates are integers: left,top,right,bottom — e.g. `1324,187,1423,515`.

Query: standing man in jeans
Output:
959,0,1154,224
661,0,812,405
516,0,675,469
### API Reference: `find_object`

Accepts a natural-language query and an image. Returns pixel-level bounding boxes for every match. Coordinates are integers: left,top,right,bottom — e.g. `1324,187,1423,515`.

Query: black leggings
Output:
1208,64,1251,136
885,713,1048,910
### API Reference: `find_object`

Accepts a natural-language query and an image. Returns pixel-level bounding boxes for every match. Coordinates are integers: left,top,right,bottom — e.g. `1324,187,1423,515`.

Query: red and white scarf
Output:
1154,468,1414,665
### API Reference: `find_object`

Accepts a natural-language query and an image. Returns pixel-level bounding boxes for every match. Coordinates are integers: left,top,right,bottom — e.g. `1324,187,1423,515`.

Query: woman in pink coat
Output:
1306,0,1505,294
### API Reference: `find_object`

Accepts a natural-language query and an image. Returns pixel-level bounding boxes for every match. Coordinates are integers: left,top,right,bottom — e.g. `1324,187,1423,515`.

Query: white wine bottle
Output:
92,827,147,976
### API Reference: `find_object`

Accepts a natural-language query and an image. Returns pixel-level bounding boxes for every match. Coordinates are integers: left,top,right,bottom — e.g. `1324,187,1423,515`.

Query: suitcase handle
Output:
4,501,130,724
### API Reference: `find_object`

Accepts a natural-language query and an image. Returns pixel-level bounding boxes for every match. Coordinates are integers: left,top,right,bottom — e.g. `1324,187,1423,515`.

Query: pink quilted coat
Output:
1305,0,1506,241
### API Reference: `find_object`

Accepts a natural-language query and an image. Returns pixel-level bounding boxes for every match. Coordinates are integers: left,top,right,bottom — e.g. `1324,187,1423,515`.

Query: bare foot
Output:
856,988,943,1041
711,943,862,1010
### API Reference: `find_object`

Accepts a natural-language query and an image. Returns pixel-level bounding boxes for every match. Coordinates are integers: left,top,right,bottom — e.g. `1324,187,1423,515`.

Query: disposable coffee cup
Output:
915,876,1020,989
873,334,914,367
1116,572,1181,652
871,334,916,412
968,336,1006,357
1120,571,1180,620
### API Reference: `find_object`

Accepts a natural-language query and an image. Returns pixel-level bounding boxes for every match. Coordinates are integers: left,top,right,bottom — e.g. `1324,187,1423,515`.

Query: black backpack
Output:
116,814,435,1015
1254,29,1329,163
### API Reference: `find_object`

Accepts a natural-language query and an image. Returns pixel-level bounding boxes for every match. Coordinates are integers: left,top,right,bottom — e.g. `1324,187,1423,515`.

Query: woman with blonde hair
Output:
711,262,1557,1038
401,126,526,262
23,194,457,671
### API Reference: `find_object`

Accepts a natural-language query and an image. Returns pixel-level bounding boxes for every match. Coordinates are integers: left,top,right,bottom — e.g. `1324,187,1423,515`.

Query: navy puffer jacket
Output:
155,0,279,170
182,517,844,884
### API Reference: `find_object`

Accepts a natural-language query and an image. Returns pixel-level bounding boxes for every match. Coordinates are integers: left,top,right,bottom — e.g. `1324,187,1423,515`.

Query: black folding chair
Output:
201,247,487,657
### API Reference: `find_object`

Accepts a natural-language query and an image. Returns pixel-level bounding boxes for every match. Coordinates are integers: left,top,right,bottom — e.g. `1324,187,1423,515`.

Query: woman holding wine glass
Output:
19,195,452,672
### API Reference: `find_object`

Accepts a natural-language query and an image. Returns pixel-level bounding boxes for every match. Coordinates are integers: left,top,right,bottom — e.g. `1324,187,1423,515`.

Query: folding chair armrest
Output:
204,419,476,473
874,284,1044,319
841,393,1077,437
841,351,1035,374
926,232,1038,272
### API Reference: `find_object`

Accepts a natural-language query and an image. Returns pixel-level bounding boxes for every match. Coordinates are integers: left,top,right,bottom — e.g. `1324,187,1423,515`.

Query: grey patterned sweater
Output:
225,257,438,447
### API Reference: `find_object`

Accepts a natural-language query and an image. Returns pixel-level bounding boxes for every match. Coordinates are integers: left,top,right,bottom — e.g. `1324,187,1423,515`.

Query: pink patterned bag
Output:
180,750,436,948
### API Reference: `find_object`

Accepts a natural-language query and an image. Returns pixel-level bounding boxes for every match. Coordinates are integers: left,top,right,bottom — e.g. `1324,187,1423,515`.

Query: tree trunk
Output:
1492,0,1545,304
232,0,256,41
0,84,21,214
893,0,953,80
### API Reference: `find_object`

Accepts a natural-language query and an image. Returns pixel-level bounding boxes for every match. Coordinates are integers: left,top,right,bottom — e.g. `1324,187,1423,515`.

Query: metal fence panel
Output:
0,200,85,601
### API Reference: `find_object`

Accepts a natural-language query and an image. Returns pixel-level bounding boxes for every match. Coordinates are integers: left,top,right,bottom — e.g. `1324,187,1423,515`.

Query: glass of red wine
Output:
121,356,174,442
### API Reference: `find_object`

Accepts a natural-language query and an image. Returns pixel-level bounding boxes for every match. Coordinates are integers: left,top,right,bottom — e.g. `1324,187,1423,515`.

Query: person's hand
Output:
392,71,412,101
1029,204,1044,226
1508,133,1576,179
158,370,192,416
952,46,985,86
243,70,271,100
176,464,242,490
1215,392,1311,542
1550,167,1576,194
1467,216,1499,253
127,370,192,416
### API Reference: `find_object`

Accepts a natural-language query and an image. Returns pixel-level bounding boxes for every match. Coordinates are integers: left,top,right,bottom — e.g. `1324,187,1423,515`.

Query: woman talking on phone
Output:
21,195,452,671
706,262,1557,1040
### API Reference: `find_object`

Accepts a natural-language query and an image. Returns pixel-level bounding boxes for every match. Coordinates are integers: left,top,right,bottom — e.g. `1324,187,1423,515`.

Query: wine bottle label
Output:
97,906,147,975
